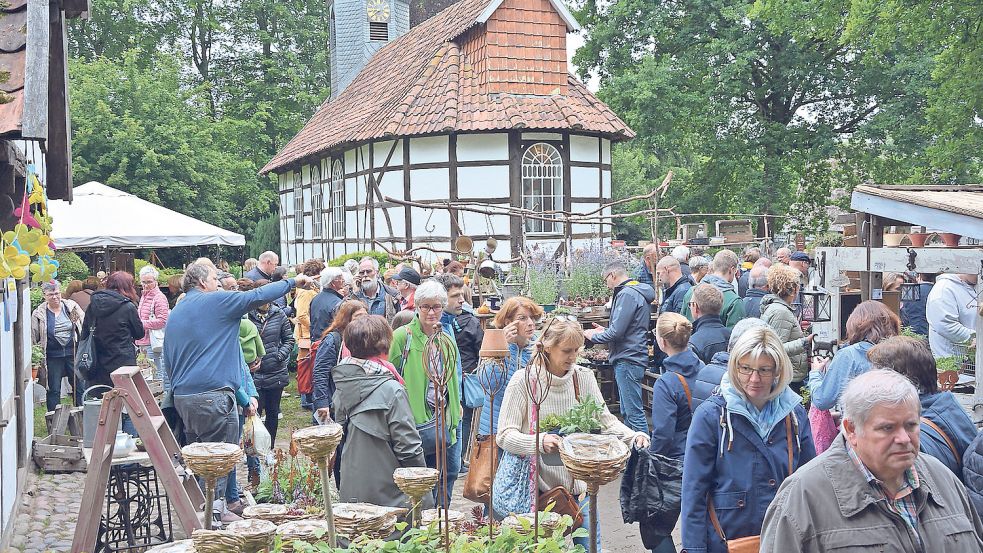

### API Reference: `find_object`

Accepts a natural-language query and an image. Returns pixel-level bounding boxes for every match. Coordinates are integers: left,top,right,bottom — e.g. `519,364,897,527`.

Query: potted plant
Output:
31,344,43,380
538,397,605,466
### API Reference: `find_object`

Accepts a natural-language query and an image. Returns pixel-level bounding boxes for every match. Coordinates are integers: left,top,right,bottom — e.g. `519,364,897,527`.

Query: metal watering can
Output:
82,385,118,448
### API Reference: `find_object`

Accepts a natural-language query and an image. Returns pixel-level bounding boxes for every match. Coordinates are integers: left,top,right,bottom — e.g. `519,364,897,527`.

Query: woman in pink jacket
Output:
137,265,170,389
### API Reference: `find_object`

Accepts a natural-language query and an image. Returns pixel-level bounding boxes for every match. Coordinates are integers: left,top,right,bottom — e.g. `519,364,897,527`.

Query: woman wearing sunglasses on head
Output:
681,326,815,553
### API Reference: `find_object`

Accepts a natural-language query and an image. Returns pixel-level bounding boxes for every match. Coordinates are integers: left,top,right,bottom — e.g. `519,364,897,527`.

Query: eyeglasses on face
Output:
736,364,777,378
418,304,443,313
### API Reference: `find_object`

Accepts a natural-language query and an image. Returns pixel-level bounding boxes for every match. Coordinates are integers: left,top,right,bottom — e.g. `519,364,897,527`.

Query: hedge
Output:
327,251,393,269
54,251,89,282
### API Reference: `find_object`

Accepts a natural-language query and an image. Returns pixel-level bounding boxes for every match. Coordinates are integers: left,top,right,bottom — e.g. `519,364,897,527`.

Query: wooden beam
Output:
22,0,50,141
44,4,73,200
61,0,91,19
509,131,522,257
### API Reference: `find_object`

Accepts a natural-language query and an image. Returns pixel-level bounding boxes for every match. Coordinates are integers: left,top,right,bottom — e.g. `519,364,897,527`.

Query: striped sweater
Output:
496,364,644,496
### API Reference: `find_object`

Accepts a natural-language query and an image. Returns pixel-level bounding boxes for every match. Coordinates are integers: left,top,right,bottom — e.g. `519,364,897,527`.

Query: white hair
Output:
689,255,709,271
672,245,690,263
359,256,380,270
341,270,354,286
320,266,344,289
415,280,448,307
344,259,359,274
139,265,160,279
258,251,278,263
841,369,920,430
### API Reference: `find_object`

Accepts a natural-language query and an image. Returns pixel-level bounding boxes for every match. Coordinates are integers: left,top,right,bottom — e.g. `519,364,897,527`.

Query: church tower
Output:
329,0,411,98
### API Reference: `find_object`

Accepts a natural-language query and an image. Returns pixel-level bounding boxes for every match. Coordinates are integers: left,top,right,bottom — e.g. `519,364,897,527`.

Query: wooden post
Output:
974,288,983,424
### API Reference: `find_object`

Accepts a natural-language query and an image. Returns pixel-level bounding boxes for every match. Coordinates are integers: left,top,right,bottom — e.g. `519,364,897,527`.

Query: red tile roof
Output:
0,0,27,138
261,0,634,175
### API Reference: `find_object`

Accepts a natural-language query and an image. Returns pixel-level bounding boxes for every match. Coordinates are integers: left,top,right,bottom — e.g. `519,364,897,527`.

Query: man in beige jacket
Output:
760,369,983,552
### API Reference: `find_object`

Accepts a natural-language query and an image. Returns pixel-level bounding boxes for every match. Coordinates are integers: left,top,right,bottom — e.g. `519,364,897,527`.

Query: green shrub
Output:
30,287,43,311
528,265,559,305
54,251,89,282
133,258,149,276
327,251,392,269
248,213,280,259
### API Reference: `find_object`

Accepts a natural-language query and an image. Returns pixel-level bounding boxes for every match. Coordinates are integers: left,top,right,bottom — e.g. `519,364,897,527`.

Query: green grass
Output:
274,377,313,448
33,396,74,439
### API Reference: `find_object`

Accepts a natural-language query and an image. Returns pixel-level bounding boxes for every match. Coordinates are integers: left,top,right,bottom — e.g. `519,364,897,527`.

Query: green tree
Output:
248,213,280,258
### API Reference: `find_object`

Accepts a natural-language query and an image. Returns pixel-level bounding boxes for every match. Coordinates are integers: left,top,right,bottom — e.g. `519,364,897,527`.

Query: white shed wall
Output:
409,136,449,165
457,166,509,199
457,134,508,161
570,135,599,163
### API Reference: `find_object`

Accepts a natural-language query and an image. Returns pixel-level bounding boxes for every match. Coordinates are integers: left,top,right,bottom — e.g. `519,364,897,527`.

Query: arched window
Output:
521,143,562,233
293,170,304,236
330,160,345,237
311,164,323,238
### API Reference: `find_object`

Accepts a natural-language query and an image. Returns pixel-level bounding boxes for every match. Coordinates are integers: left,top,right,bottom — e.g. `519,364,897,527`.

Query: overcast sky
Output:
567,31,600,92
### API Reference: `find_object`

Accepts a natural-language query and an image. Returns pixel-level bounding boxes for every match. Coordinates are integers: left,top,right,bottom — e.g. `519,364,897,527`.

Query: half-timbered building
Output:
261,0,634,264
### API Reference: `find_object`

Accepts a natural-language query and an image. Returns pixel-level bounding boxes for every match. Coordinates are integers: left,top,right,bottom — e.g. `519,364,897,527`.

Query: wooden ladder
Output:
71,366,205,552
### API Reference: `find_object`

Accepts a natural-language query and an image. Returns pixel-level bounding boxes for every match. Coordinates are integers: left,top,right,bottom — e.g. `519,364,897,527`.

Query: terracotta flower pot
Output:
907,232,931,248
883,233,906,247
940,233,962,247
31,366,39,380
479,329,509,359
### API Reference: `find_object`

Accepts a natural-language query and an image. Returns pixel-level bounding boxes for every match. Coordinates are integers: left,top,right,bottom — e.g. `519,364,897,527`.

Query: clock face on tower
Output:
366,0,391,23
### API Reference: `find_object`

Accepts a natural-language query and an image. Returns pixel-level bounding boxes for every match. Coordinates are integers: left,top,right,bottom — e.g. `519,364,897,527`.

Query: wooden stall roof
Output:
851,185,983,239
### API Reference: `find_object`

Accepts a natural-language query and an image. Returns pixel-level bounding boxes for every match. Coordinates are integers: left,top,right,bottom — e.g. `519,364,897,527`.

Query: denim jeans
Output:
649,535,677,553
225,413,244,503
174,389,239,506
573,495,600,550
419,418,462,508
613,360,649,433
44,355,75,412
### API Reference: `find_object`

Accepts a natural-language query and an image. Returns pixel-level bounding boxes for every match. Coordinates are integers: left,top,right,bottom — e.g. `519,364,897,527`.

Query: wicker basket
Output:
558,433,630,486
226,518,277,553
292,424,343,460
333,503,405,540
242,503,289,524
393,467,440,498
420,508,468,533
181,442,243,479
277,519,330,552
144,540,196,553
192,529,244,553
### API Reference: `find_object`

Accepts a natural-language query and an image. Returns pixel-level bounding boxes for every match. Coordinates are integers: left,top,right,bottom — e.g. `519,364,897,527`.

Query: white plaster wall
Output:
457,134,508,161
570,135,600,163
374,207,405,239
457,166,509,199
407,168,449,201
521,132,562,142
457,211,510,238
571,167,600,198
2,422,15,527
601,139,611,164
601,169,611,200
373,140,403,167
345,177,357,207
376,166,404,201
409,136,449,165
572,201,603,236
410,208,450,240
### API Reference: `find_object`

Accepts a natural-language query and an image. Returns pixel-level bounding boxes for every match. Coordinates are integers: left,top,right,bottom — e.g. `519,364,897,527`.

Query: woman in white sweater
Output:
496,320,649,547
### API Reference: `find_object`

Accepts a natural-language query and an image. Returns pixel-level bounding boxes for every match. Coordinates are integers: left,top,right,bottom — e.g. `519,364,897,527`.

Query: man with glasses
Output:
583,261,656,433
353,257,400,322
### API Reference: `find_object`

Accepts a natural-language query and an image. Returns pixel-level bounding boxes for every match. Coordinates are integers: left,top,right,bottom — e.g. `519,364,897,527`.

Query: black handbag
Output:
620,448,683,533
74,321,98,381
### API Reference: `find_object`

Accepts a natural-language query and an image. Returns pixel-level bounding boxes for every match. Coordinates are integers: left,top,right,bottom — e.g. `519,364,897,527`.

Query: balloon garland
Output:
0,165,58,281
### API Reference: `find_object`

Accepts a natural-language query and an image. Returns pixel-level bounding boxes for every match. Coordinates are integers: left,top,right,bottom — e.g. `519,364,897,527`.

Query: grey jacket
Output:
332,362,433,510
760,434,983,553
759,294,809,382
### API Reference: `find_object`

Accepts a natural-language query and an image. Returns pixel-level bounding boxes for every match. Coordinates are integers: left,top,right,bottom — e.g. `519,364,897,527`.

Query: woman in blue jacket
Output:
681,327,815,553
868,336,976,476
645,312,703,553
808,300,900,410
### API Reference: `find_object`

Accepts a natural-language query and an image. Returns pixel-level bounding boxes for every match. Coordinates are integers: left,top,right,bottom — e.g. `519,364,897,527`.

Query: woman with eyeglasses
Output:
31,280,85,411
681,326,815,553
388,279,463,507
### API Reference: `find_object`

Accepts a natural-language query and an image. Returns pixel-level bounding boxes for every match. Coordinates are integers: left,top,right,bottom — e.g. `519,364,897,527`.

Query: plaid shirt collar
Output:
846,440,921,543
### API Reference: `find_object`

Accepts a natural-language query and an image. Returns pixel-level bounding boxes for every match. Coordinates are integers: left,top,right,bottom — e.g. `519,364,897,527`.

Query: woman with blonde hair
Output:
642,312,703,552
681,327,815,553
496,319,649,548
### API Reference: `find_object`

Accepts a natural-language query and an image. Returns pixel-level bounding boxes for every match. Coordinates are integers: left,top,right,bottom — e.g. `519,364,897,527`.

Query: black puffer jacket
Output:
248,305,295,390
82,290,144,388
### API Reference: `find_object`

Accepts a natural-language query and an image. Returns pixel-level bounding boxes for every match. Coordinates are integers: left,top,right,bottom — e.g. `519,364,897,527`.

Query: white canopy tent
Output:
47,181,245,249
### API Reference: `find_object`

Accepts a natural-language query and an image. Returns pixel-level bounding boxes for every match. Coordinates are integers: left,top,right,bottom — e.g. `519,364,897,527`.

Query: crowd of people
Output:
28,244,983,551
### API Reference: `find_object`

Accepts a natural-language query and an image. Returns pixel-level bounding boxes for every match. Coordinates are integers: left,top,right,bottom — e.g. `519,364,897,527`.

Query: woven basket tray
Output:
334,503,405,539
277,519,330,552
393,467,439,497
192,529,244,553
226,519,277,553
558,433,630,486
420,508,468,532
292,424,343,459
182,442,243,479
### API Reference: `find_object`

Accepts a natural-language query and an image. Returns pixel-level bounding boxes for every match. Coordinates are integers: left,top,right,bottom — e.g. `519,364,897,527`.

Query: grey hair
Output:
749,266,770,289
258,251,278,263
343,259,359,274
359,256,380,270
689,255,709,271
183,263,214,291
671,245,690,263
603,261,628,278
341,270,354,286
841,369,920,429
320,266,344,289
139,265,160,279
435,273,465,290
415,280,448,308
728,317,770,349
216,271,234,282
41,280,60,293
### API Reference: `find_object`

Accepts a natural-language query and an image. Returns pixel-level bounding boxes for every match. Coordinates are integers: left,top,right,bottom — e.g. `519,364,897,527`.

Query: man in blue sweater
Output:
164,262,313,518
584,261,656,433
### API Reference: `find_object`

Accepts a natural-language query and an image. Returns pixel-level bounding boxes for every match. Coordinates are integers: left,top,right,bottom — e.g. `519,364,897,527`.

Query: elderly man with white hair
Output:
672,244,693,282
388,279,464,508
761,369,983,552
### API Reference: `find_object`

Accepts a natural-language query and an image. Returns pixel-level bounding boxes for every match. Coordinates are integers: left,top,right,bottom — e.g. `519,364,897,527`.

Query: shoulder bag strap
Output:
785,414,794,476
922,417,961,465
396,327,413,373
573,370,580,401
708,499,727,541
674,372,692,410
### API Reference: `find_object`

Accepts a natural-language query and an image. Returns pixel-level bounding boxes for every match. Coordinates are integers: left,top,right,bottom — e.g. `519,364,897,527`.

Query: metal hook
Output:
424,208,436,234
